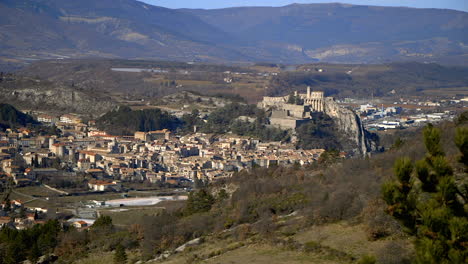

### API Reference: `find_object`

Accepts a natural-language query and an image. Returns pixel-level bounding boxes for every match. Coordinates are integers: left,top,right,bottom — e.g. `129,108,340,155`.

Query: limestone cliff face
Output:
0,76,115,117
324,97,376,155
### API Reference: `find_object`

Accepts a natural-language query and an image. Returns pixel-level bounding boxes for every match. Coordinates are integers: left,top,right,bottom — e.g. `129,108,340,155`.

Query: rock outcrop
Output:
0,75,115,117
324,97,377,155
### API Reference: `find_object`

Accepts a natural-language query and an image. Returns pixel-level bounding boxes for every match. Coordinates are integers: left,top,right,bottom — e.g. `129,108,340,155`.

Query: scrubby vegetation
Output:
0,103,38,131
98,103,290,141
189,103,288,141
296,113,342,150
96,106,182,135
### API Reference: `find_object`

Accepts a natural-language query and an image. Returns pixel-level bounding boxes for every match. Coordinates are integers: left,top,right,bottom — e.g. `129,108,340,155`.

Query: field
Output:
420,87,468,97
98,206,165,226
10,186,186,213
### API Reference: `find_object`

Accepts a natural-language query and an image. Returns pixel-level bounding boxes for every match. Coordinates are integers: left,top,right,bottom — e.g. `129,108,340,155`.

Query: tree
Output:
217,189,229,201
114,244,127,264
3,198,11,212
455,127,468,168
28,243,41,263
92,215,113,229
382,124,467,264
184,189,215,216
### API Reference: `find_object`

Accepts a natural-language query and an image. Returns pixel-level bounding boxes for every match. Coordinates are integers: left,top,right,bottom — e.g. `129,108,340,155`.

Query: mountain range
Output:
0,0,467,67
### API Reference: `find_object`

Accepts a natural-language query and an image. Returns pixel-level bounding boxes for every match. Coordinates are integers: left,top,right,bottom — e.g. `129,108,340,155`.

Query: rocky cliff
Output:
0,75,115,118
324,98,377,155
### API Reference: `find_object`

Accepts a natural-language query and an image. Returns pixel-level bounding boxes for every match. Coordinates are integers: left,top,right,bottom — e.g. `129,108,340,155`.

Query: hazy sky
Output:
141,0,468,11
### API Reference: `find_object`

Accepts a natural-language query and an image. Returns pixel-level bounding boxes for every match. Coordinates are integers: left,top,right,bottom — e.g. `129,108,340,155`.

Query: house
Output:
86,168,105,178
135,132,149,141
27,212,37,221
26,168,59,179
148,129,171,141
60,114,82,124
0,217,13,228
88,180,122,192
0,141,9,148
50,143,67,157
37,114,58,124
73,221,88,229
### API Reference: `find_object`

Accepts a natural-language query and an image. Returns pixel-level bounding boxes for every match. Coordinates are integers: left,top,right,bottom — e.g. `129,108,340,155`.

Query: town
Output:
0,106,327,230
1,84,466,231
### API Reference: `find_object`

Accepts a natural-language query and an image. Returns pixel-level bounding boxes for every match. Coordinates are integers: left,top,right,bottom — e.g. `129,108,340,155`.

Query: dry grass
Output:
99,206,165,226
15,186,59,197
421,88,468,96
294,222,412,259
161,243,339,264
73,252,114,264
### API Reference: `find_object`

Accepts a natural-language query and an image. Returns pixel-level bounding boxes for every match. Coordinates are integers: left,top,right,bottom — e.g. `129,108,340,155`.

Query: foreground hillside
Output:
0,0,467,68
71,115,466,264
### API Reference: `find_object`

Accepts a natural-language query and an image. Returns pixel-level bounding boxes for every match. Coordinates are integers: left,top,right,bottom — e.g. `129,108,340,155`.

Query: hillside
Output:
18,59,258,100
0,1,467,68
0,0,246,68
96,106,181,136
0,103,37,130
0,73,115,117
185,3,468,64
268,62,468,98
19,59,468,101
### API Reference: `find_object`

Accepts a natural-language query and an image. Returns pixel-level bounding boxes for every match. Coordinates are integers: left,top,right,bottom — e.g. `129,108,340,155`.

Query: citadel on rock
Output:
259,87,375,155
259,87,326,130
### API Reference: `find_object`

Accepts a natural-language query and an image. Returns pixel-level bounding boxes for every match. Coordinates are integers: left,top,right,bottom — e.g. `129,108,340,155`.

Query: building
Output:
260,87,326,129
60,114,82,124
37,114,57,124
148,129,171,141
302,87,324,112
134,132,149,141
88,180,122,192
73,221,88,229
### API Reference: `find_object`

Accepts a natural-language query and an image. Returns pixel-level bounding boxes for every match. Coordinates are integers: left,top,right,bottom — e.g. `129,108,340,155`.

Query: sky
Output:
141,0,468,12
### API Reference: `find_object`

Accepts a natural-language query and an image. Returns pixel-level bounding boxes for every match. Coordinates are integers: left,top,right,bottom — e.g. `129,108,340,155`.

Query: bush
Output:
362,199,401,241
375,241,413,264
303,241,321,253
114,244,127,264
184,189,215,216
358,255,376,264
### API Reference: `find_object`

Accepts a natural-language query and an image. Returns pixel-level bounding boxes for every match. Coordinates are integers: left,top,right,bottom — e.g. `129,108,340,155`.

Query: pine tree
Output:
28,243,41,263
382,124,468,264
92,215,113,229
184,189,215,216
114,244,127,264
455,127,468,169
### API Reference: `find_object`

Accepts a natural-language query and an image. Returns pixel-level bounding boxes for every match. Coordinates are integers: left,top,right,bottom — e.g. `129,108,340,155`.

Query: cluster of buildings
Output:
358,103,457,130
0,115,325,192
0,199,47,230
0,197,94,231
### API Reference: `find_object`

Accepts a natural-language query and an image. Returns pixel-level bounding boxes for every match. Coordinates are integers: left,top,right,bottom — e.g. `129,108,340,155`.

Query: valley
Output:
0,1,467,264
